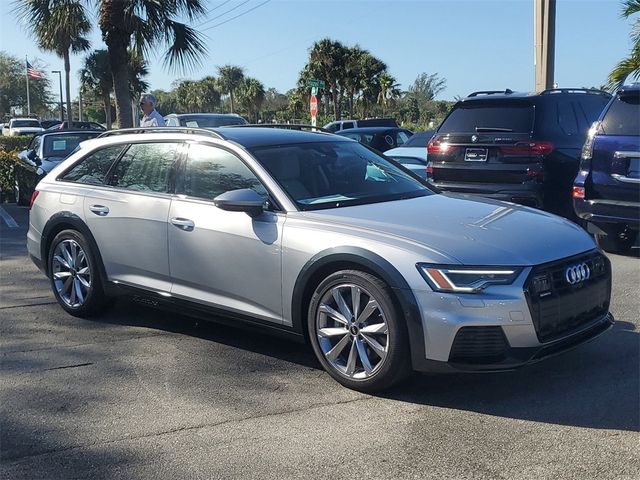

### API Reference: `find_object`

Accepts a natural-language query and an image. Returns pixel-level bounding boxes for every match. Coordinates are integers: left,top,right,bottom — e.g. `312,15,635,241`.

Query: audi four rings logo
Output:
565,263,591,285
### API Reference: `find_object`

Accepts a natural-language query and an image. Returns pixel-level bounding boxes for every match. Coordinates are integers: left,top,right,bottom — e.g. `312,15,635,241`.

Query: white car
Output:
385,131,434,179
3,118,44,136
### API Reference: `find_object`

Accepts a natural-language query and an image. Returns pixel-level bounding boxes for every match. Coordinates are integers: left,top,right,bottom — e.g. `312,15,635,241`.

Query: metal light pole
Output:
52,70,64,122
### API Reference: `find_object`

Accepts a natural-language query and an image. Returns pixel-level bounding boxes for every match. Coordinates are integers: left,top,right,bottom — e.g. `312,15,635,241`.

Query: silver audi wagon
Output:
27,126,613,391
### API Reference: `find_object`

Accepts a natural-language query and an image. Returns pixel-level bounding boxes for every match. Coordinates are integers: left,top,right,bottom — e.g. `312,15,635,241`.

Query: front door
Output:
168,143,284,324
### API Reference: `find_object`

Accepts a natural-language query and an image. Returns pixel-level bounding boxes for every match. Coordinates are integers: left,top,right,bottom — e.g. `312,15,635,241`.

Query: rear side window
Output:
61,145,125,185
440,101,534,133
601,94,640,136
110,142,179,193
176,144,267,200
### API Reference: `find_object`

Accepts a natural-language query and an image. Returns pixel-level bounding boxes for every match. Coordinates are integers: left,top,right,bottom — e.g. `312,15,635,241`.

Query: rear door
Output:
83,141,182,292
590,90,640,202
428,100,543,189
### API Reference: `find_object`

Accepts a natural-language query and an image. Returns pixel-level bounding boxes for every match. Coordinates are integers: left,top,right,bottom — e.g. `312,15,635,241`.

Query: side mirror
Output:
214,189,265,218
27,149,36,160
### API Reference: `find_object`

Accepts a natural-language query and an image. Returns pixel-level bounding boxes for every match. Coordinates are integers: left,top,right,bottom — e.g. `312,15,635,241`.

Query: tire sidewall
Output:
307,270,410,392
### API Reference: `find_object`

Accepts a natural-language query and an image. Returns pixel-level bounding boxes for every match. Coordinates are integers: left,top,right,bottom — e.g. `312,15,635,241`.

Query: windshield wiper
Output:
475,126,513,133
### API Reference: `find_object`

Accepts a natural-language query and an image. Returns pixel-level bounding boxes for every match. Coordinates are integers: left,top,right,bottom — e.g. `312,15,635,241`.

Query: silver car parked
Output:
27,126,614,391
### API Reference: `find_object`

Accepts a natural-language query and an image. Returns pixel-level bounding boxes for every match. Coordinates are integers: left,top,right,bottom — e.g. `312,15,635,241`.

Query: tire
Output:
48,229,110,317
307,270,411,392
595,227,637,255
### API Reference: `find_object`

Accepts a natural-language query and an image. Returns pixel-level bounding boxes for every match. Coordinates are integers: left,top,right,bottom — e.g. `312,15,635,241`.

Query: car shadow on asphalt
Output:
93,300,639,432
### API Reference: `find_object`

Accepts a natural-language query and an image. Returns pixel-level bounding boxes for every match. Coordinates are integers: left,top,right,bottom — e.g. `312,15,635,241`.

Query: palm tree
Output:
239,78,265,123
217,65,245,113
98,0,207,128
377,73,400,115
608,0,640,90
127,53,150,101
308,38,347,120
14,0,91,125
79,49,113,128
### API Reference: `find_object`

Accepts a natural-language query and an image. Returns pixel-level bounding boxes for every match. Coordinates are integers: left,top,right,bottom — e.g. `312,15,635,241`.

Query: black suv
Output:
574,84,639,254
426,88,611,219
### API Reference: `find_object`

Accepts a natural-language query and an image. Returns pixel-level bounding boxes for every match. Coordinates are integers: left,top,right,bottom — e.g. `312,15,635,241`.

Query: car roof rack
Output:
539,88,611,96
226,123,331,133
97,127,226,140
467,89,514,97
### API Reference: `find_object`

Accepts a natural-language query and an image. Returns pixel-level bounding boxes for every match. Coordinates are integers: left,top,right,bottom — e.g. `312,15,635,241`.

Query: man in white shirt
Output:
139,93,166,127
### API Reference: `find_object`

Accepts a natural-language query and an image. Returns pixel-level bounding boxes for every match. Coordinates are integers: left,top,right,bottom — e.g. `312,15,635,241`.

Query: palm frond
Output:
161,19,208,72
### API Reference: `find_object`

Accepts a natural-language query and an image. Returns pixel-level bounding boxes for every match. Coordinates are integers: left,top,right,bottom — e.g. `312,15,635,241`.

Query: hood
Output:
301,194,596,266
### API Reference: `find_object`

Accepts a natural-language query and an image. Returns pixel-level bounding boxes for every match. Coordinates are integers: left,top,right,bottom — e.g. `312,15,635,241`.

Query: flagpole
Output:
25,56,31,115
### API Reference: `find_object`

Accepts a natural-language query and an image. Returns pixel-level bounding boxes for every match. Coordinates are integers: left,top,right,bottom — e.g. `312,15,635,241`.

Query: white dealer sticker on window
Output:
52,140,67,151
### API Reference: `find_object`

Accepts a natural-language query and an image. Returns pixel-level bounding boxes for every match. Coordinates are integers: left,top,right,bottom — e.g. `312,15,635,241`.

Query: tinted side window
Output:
601,94,640,136
61,145,125,185
556,100,579,135
177,144,267,200
110,142,179,193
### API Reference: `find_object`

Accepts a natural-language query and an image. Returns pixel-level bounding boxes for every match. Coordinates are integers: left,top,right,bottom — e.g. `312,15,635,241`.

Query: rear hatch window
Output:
601,93,640,135
440,100,534,133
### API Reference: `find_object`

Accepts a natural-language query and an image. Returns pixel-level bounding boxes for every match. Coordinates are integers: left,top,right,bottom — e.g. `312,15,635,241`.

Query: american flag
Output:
26,61,45,80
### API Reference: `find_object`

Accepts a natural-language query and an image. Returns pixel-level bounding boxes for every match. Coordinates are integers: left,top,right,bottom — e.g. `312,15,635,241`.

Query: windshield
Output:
251,141,432,211
403,131,434,147
43,134,94,157
12,119,40,128
180,116,247,127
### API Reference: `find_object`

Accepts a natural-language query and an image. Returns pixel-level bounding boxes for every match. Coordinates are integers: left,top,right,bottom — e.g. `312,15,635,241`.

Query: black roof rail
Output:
467,89,514,97
97,127,226,140
226,123,331,133
539,88,611,96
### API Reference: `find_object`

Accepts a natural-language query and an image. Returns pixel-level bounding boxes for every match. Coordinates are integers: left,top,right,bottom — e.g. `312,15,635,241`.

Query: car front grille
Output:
524,250,611,343
448,326,509,363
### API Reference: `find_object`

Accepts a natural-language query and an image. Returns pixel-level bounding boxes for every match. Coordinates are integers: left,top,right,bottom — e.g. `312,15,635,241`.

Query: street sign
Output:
306,79,326,89
309,95,318,117
311,86,318,96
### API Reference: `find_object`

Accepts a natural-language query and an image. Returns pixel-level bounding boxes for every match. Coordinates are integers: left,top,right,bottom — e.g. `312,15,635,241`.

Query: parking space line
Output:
0,206,19,228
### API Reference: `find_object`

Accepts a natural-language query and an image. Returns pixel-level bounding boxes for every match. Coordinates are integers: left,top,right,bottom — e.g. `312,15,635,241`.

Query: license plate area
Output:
465,148,488,162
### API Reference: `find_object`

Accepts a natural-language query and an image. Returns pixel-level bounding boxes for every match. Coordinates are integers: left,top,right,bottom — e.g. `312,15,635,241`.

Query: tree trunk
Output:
103,91,112,129
101,0,133,128
348,91,354,118
331,86,340,121
63,50,73,125
229,91,235,113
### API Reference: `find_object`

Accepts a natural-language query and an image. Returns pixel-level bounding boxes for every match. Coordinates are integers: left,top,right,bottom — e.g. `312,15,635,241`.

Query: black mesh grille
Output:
449,326,509,363
524,250,611,343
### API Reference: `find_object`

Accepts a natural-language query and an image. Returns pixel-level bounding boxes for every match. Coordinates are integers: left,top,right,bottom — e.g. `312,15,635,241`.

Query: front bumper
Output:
574,197,640,230
410,250,612,373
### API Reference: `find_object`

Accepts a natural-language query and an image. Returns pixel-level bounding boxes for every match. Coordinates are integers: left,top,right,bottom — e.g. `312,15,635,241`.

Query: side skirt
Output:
108,282,306,344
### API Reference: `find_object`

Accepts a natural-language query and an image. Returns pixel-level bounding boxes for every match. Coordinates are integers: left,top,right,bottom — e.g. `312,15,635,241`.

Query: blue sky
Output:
0,0,633,101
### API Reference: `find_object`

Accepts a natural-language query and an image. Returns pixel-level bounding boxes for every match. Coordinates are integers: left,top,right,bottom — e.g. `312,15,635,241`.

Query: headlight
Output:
417,264,522,293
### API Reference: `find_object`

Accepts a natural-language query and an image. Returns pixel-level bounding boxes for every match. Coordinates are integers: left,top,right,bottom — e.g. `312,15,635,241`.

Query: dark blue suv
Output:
574,84,640,254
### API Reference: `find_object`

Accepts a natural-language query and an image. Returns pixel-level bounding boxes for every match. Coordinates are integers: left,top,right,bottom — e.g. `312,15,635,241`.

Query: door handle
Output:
89,205,109,216
170,217,195,231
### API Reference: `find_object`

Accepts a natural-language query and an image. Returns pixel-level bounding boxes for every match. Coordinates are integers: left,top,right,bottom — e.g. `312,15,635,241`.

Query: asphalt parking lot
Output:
1,203,638,480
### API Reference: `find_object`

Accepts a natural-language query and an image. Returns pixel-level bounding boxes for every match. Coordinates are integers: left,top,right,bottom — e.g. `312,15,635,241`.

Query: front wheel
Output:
307,270,411,392
48,229,110,317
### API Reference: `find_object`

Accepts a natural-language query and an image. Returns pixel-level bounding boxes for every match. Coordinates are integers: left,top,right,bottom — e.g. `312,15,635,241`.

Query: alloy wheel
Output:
316,284,389,379
51,239,92,308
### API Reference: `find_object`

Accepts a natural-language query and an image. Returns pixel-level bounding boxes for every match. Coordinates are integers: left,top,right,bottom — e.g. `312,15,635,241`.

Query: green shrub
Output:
0,149,19,202
0,135,32,152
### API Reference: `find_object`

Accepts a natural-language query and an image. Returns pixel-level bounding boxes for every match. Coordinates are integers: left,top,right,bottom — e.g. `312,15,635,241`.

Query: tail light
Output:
29,190,40,209
426,162,433,176
572,186,585,199
581,121,600,161
501,141,554,156
427,137,451,155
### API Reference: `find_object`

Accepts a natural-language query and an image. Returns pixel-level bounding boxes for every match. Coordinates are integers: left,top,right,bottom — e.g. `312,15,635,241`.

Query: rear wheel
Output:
48,229,110,317
14,175,28,206
595,226,638,255
307,270,411,392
